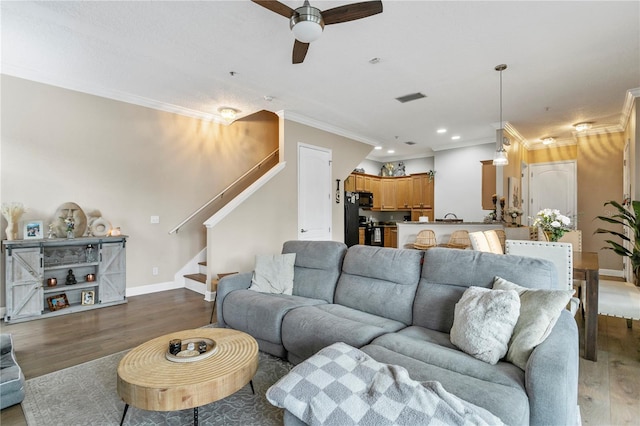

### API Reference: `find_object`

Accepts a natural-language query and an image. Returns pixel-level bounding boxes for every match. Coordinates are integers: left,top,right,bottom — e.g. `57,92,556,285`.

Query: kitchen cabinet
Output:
3,236,128,323
384,227,398,248
344,175,355,192
411,173,434,209
396,177,412,209
411,209,434,222
380,178,397,210
345,172,431,213
481,160,496,210
370,178,381,210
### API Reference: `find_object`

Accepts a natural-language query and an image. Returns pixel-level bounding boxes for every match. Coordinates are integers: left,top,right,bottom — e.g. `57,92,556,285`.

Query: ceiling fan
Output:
252,0,383,64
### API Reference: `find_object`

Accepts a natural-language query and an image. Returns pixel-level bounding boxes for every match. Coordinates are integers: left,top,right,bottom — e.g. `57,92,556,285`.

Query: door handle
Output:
300,229,308,233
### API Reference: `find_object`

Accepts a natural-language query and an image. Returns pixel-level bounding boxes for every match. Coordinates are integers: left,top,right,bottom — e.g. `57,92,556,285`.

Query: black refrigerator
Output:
344,191,360,247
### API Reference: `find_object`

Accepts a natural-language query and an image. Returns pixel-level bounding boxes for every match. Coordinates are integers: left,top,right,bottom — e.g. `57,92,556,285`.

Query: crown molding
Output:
619,87,640,131
279,111,382,147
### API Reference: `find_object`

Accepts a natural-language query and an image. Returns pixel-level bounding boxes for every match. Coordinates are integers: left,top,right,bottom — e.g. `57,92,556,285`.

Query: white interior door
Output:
298,143,332,241
530,161,577,227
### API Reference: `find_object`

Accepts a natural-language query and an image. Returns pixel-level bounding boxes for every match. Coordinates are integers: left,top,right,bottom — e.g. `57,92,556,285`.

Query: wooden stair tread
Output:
184,273,206,284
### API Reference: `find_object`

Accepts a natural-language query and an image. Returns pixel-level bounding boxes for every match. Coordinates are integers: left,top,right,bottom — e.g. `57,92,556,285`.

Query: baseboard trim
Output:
126,281,181,297
204,290,216,302
600,268,623,278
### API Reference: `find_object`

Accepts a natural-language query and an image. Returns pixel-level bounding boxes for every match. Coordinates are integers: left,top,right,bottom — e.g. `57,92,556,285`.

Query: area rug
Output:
21,349,293,425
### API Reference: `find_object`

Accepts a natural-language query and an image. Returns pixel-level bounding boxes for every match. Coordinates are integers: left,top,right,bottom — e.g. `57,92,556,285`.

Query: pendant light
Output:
493,64,509,166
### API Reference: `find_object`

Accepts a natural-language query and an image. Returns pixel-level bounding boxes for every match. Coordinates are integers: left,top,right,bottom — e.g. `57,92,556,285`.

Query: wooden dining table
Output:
573,251,599,361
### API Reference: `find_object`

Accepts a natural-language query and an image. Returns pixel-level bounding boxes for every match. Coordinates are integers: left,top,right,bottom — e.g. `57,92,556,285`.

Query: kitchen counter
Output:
396,222,503,248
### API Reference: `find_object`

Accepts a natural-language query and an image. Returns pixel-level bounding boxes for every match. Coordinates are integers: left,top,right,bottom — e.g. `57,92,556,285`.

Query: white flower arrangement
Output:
532,208,571,241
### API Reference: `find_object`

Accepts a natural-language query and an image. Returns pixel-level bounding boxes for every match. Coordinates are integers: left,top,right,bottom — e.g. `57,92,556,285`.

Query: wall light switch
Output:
152,267,159,276
150,216,160,224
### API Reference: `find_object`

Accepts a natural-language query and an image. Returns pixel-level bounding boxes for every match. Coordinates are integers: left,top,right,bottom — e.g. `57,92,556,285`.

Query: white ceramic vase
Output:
5,220,15,240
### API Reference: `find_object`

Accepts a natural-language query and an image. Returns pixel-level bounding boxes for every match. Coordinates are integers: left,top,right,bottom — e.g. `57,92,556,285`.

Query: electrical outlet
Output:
150,216,160,224
152,267,159,276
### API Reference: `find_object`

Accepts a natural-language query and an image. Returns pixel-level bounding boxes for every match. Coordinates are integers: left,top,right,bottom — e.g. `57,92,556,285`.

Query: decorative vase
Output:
5,220,15,240
544,230,557,242
67,230,74,240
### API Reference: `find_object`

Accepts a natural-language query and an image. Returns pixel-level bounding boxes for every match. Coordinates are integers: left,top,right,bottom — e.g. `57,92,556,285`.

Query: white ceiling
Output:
2,1,639,161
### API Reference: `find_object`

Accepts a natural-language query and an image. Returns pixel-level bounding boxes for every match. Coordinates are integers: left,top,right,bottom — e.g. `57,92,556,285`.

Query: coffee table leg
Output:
194,406,199,426
120,403,129,426
250,380,255,395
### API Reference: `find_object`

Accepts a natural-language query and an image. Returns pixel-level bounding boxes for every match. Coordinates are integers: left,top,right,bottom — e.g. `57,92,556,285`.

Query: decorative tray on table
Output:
165,337,217,363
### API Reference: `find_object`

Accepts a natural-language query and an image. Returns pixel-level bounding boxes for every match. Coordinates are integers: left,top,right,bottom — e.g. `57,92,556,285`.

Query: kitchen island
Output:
396,221,503,249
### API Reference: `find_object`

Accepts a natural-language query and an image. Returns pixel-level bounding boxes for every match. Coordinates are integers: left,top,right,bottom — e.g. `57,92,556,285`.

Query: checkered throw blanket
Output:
266,343,503,426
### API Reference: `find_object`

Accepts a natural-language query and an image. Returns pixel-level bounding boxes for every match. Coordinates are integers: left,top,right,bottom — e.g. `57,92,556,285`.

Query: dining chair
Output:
438,230,471,249
413,229,437,250
505,240,579,315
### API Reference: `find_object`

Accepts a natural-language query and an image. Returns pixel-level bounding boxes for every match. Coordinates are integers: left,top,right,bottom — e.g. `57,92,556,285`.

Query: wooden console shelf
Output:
2,236,128,323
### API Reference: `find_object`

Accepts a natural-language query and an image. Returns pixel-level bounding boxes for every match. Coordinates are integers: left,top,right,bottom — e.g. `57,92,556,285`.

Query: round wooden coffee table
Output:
117,328,258,425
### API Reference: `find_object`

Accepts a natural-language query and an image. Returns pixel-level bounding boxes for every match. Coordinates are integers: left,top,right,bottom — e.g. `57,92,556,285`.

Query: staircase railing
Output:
169,149,279,234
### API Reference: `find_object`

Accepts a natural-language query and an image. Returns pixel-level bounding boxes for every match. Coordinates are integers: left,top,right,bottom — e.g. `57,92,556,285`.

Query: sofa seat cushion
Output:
1,334,26,410
281,304,407,364
361,329,528,425
223,290,327,345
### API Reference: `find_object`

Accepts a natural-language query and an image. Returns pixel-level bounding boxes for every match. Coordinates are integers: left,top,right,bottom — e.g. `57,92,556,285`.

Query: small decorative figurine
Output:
65,269,77,286
47,224,57,239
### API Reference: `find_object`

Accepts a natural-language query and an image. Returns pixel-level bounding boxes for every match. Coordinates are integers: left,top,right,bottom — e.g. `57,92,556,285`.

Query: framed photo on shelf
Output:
47,294,69,311
24,220,44,240
81,290,95,305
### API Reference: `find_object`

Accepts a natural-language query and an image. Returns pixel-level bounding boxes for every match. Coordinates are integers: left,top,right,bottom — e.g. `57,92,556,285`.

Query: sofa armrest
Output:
525,310,579,426
216,272,253,327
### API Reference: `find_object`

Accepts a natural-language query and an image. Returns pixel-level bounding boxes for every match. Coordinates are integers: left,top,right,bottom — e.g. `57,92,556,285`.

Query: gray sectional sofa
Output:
216,241,579,425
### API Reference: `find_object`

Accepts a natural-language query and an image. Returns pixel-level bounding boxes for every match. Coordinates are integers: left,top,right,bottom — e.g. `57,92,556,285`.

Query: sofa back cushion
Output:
335,246,423,324
413,248,557,333
282,240,348,303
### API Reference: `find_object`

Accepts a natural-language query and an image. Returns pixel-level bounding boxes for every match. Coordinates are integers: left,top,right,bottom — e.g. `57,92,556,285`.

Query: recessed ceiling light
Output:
437,129,447,134
374,146,382,150
387,149,395,154
451,135,461,140
263,95,273,102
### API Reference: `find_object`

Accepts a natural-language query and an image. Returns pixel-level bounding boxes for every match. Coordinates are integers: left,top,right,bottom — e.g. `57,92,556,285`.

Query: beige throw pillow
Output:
450,286,521,365
248,253,296,295
493,276,574,370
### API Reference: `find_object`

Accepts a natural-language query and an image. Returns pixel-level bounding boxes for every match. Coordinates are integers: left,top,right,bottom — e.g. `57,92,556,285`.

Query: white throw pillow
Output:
492,276,575,370
248,253,296,295
450,286,521,365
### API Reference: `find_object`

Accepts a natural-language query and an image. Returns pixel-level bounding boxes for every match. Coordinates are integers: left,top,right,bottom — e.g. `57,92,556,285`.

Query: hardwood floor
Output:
1,288,639,425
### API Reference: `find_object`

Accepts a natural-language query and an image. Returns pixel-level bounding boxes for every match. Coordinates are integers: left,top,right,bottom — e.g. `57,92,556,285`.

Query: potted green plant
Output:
595,200,640,286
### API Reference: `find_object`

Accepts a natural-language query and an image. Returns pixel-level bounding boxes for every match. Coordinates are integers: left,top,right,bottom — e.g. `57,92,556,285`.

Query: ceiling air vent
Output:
395,92,426,103
404,141,417,145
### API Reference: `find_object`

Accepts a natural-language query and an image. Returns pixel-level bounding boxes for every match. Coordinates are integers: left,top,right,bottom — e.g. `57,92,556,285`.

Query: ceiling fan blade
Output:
292,40,310,64
252,0,295,18
322,1,383,25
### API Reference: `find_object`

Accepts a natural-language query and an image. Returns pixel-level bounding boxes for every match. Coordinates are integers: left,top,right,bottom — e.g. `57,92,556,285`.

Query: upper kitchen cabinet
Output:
380,178,397,210
411,173,434,209
396,177,412,210
370,178,381,210
481,160,496,210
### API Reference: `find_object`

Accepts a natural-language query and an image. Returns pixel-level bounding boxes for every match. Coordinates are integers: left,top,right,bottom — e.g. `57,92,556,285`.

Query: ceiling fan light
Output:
574,122,593,132
542,137,556,145
290,6,324,43
219,107,238,122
